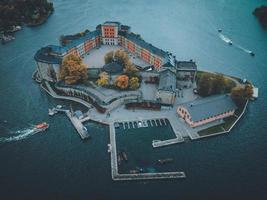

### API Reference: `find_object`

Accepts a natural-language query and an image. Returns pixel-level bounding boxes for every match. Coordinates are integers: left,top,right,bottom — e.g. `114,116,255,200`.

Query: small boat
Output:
129,170,139,174
248,51,255,56
157,158,174,165
117,154,123,165
56,105,63,109
218,29,222,33
121,151,128,162
114,122,120,128
34,122,49,131
142,121,148,127
219,33,233,45
137,121,143,128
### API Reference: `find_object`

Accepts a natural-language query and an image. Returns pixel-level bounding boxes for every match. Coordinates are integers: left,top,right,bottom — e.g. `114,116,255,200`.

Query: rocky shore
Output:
253,5,267,28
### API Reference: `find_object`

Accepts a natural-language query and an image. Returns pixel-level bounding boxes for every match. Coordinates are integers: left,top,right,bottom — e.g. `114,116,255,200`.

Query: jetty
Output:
49,107,90,139
109,123,186,181
65,110,90,139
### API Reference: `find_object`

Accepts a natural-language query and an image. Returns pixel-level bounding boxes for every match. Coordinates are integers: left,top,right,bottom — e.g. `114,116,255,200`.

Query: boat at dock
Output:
121,151,128,162
157,158,174,165
118,151,128,163
129,170,140,174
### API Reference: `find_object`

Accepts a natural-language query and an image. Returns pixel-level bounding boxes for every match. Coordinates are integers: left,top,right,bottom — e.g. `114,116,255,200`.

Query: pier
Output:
109,123,186,181
65,111,90,139
49,107,90,140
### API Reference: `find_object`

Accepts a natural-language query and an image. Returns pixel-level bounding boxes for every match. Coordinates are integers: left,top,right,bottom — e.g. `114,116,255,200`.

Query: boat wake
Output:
234,44,254,55
218,33,233,45
0,126,42,143
218,32,254,56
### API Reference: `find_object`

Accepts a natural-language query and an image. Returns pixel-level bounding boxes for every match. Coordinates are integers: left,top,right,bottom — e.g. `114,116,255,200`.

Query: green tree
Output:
59,54,88,84
197,73,213,96
212,73,225,94
129,77,140,90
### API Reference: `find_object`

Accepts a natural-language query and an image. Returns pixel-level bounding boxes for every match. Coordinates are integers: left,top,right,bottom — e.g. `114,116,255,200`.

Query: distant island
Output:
253,5,267,28
0,0,54,43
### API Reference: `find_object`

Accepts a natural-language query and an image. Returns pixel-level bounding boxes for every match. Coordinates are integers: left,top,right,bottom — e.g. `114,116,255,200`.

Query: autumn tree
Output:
59,54,88,84
231,84,253,107
212,73,225,94
114,75,129,89
104,51,114,64
124,63,139,77
197,72,236,97
96,72,109,86
114,49,130,68
197,73,213,96
129,77,140,90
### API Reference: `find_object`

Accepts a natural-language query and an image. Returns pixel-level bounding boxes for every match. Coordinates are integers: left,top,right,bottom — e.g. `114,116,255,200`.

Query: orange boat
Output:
35,122,49,130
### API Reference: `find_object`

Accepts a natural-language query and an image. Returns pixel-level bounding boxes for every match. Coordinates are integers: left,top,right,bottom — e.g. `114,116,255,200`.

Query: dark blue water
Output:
1,0,267,199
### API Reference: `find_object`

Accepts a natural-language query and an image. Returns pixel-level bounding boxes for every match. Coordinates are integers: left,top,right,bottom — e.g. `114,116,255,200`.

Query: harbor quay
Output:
108,123,186,181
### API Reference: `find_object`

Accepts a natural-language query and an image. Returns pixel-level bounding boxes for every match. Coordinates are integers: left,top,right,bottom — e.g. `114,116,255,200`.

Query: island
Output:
33,21,256,181
0,0,54,43
253,5,267,28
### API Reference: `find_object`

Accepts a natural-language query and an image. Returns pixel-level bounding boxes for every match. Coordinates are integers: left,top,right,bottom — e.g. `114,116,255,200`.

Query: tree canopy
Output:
114,75,129,89
96,72,109,86
114,49,130,68
129,77,140,90
104,49,131,68
231,84,253,107
59,54,88,85
124,63,139,77
0,0,54,31
197,72,236,97
104,51,114,64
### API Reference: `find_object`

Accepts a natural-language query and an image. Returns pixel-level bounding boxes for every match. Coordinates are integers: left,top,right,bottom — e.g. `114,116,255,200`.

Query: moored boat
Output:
157,158,174,165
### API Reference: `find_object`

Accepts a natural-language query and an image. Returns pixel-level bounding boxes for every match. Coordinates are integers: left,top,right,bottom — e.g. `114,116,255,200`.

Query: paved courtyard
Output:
83,45,150,69
83,45,121,68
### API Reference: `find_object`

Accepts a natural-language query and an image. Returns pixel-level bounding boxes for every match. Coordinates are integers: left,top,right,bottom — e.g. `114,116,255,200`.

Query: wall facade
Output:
177,106,235,127
156,90,176,105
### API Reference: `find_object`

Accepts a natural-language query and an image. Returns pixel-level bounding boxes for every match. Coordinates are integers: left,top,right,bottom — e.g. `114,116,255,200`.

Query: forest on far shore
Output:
0,0,54,32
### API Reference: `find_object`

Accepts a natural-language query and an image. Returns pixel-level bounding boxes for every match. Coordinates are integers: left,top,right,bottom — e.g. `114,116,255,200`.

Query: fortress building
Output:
35,21,195,82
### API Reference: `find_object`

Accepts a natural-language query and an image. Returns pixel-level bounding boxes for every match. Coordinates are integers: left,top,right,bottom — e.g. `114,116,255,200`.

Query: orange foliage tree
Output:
114,75,129,89
59,54,88,84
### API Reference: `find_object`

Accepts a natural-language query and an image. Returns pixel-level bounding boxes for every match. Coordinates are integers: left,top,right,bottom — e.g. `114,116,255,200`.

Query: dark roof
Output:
176,61,197,71
103,21,121,26
34,30,101,64
162,61,175,68
120,25,130,32
87,68,101,78
122,32,168,58
182,95,237,122
34,46,62,64
103,62,123,74
158,69,176,92
63,30,101,50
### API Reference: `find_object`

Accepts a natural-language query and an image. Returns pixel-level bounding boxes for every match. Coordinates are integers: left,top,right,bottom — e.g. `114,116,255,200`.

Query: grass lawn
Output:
198,115,238,136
